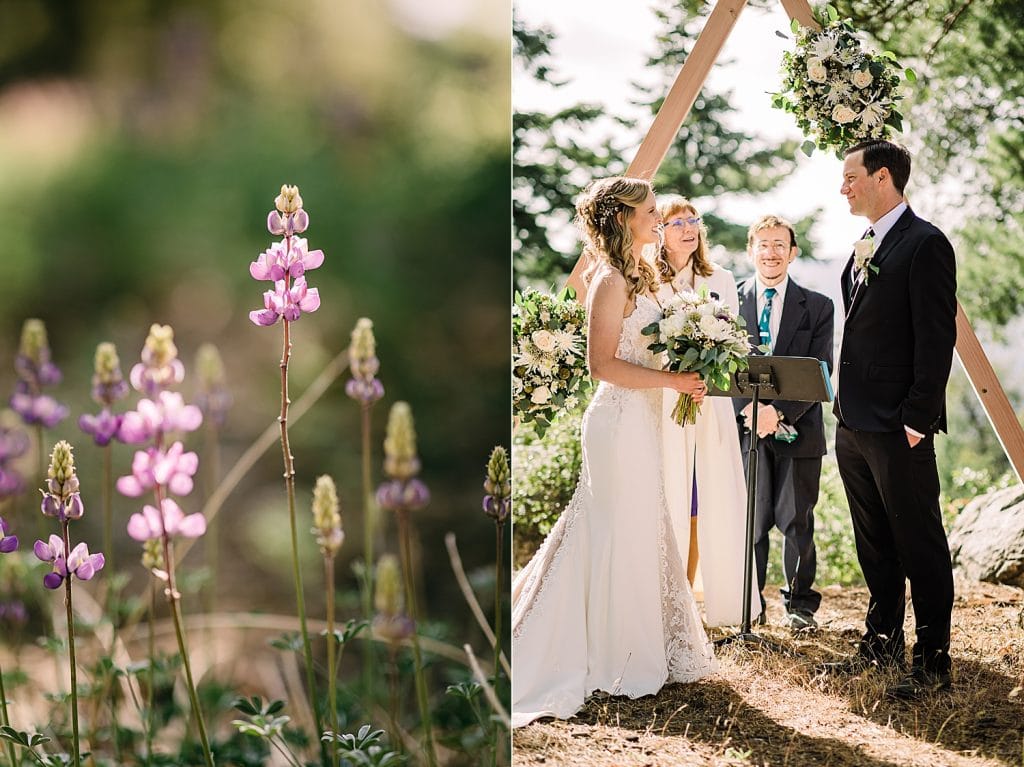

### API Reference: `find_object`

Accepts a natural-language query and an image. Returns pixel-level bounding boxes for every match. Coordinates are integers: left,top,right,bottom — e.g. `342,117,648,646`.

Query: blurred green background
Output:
0,0,509,627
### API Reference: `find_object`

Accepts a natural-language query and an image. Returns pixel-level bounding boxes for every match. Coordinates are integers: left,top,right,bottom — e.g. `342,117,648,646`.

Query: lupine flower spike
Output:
374,553,413,751
377,402,437,767
34,441,102,767
250,184,325,762
483,446,510,691
10,319,68,429
345,317,385,695
129,324,185,397
312,475,344,759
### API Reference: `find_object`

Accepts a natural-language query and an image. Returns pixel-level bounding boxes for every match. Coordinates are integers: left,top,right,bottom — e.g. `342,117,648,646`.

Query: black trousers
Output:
740,434,822,615
835,425,953,672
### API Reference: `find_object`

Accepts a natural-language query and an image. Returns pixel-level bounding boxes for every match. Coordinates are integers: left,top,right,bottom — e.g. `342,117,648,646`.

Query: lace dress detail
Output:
512,294,716,728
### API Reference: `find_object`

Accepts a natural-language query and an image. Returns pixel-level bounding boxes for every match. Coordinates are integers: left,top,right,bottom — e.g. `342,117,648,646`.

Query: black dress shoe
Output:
887,667,952,699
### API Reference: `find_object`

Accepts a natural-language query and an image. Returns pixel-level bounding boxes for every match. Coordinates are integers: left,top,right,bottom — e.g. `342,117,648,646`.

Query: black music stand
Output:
708,356,833,649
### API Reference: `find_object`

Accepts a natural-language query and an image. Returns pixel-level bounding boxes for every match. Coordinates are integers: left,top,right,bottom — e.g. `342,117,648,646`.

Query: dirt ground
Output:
512,578,1024,767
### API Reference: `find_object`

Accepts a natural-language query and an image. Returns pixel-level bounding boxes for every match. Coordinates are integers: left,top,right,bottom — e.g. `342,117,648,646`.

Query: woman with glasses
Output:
653,195,762,628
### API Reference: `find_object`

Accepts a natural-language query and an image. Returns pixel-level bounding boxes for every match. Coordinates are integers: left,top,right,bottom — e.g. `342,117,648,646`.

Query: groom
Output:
834,139,957,698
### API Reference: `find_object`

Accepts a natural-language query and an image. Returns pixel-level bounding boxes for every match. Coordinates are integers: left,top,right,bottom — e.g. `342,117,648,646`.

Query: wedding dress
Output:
511,294,717,729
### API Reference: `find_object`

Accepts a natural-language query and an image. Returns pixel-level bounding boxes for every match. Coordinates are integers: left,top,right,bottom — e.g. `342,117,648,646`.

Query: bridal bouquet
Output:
772,4,915,157
513,287,591,436
642,288,752,426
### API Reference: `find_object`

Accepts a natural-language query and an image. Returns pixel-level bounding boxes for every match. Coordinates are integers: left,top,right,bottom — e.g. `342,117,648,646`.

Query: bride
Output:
512,177,717,729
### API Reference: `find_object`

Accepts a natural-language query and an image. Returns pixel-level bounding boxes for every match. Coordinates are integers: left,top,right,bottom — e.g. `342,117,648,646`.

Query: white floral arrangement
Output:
642,287,753,425
852,234,879,283
772,4,916,157
513,287,591,436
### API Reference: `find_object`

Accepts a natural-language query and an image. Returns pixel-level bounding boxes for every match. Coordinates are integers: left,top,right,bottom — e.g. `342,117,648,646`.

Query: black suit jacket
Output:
835,207,957,434
734,277,835,458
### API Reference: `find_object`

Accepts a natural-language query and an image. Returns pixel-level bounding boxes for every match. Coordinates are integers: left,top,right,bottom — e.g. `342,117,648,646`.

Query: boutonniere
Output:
853,236,880,283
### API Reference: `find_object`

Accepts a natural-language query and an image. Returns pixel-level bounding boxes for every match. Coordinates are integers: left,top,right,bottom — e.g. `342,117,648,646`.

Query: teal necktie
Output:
758,287,777,348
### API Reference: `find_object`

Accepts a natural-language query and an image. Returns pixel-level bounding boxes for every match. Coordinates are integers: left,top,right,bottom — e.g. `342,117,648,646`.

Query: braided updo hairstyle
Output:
575,177,658,301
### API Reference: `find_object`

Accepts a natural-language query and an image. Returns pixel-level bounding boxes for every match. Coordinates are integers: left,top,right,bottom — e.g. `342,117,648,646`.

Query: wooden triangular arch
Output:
574,0,1024,483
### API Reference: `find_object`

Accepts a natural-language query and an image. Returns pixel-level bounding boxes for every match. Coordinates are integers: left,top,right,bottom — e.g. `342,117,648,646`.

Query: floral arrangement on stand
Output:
642,287,753,426
772,4,916,157
512,287,591,437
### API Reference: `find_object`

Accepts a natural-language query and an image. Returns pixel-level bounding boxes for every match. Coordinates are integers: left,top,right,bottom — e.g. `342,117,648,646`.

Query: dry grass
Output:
513,578,1024,767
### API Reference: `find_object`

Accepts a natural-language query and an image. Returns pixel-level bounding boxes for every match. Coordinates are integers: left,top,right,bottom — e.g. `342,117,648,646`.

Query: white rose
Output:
530,386,552,405
831,104,858,124
852,70,873,89
698,314,733,343
532,329,557,352
807,57,828,83
539,310,550,322
853,237,875,269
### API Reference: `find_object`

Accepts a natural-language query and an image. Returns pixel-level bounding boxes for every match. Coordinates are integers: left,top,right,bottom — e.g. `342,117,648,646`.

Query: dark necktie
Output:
759,287,777,348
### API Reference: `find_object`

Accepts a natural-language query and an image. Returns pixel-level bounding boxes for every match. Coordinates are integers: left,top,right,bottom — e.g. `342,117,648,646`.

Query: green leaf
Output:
904,67,917,83
801,140,816,157
791,17,800,34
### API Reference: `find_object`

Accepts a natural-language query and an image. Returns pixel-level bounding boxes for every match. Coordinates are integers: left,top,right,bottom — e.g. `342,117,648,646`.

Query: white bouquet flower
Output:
772,4,915,157
513,287,591,436
642,287,753,426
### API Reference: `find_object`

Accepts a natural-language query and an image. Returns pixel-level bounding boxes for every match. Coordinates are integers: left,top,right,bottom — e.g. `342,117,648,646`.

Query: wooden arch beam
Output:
569,0,1024,483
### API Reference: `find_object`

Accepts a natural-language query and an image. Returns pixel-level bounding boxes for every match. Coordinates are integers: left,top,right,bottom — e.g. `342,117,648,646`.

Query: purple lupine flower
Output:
249,238,324,282
375,402,430,513
40,441,84,522
482,446,510,524
118,391,203,445
129,324,186,397
34,535,105,589
116,442,199,498
0,516,17,553
80,343,129,446
249,277,321,326
249,185,324,327
345,318,385,406
126,498,206,541
79,409,123,447
0,600,28,628
10,319,68,428
195,344,232,428
0,467,22,498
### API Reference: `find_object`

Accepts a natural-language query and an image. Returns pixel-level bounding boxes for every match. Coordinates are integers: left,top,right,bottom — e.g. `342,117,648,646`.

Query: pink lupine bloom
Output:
116,442,198,498
34,535,104,589
249,277,321,326
249,238,324,282
127,498,206,541
267,208,309,236
118,391,203,445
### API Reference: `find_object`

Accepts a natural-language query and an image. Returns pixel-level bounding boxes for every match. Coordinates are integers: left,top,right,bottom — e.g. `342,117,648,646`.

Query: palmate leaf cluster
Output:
772,4,912,158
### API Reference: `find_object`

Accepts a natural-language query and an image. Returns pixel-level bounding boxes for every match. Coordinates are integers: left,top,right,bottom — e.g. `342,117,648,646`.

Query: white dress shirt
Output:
754,275,789,354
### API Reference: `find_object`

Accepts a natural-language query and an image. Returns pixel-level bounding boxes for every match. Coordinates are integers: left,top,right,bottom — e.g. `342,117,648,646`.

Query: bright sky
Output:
514,0,870,303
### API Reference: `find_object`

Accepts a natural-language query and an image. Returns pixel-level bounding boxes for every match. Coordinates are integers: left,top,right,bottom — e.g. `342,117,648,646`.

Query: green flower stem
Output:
396,509,437,767
325,557,338,767
146,584,155,761
0,657,19,767
386,648,401,754
61,522,82,767
360,404,376,699
278,317,325,765
493,522,504,681
103,444,113,576
160,526,215,767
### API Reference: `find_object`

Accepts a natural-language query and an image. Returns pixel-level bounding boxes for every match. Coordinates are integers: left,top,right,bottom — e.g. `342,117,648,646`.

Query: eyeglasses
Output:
754,241,792,254
667,216,701,227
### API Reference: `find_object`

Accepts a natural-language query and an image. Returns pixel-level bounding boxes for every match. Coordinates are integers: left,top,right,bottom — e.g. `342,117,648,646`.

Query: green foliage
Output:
512,408,585,556
322,724,405,767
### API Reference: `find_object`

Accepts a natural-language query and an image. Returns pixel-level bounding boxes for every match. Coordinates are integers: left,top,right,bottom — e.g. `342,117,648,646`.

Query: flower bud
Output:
92,342,129,406
19,319,49,366
41,441,85,522
49,441,75,489
311,474,344,557
351,318,377,366
374,554,403,616
383,402,420,481
142,538,164,571
274,184,303,215
144,324,178,370
483,446,511,523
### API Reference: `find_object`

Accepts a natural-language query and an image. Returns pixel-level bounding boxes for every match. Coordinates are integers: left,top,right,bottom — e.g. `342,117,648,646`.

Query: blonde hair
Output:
747,214,797,249
575,177,657,300
655,195,713,283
